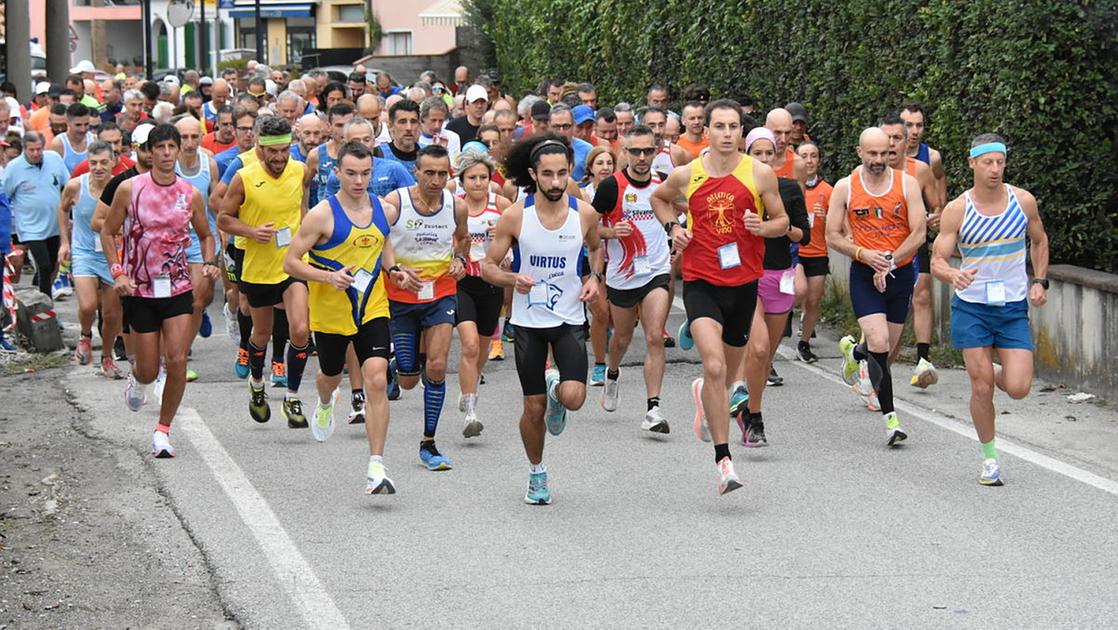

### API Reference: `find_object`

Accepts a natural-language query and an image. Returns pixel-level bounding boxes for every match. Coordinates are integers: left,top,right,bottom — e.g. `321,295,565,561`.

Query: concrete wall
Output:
371,0,456,56
827,252,1118,401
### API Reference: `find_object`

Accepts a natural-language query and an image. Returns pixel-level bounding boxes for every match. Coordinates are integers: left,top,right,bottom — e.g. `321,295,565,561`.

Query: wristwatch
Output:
1030,277,1050,290
663,220,679,235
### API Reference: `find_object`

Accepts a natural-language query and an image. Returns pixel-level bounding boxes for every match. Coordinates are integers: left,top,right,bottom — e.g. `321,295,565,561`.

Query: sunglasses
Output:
626,147,656,156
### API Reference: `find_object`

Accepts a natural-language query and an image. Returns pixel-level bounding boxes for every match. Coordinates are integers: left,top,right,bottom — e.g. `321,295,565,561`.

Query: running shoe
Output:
744,418,768,448
311,393,336,442
853,361,874,396
249,382,270,423
524,470,551,505
641,406,670,433
691,377,711,442
365,460,397,495
113,336,127,361
865,390,881,412
51,272,73,300
234,347,250,379
100,357,126,380
884,411,907,446
419,441,452,471
839,335,859,385
185,368,198,383
348,391,366,424
601,374,620,412
387,357,401,400
270,361,287,388
767,367,784,387
73,337,93,365
717,457,743,495
222,303,239,338
589,363,606,387
728,384,749,418
544,369,567,436
911,357,939,389
488,338,505,361
0,334,17,353
501,320,515,343
199,311,213,338
125,373,147,412
462,411,484,439
796,343,818,364
283,397,308,429
152,367,166,405
979,458,1004,486
662,330,676,348
151,429,175,458
678,320,694,351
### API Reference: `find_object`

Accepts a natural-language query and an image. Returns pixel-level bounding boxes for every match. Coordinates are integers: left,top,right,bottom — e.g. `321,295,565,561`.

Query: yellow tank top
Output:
238,158,304,284
231,150,260,250
308,194,391,335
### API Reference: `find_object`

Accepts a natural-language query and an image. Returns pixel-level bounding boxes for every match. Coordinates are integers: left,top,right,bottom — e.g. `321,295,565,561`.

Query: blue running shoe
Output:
524,470,551,505
544,369,567,436
234,347,251,379
387,356,401,400
419,441,452,471
678,320,694,351
729,385,749,417
979,458,1004,486
589,363,606,387
199,311,213,338
502,320,515,343
0,333,17,353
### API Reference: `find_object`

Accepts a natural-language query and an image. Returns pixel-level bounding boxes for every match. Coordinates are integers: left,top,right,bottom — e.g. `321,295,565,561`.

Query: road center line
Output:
177,407,351,629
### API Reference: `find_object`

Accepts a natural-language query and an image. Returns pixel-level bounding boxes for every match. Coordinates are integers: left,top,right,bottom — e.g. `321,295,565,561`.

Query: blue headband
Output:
969,142,1006,159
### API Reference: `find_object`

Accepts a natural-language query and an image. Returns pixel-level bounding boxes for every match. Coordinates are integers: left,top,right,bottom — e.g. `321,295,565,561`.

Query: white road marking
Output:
177,408,351,629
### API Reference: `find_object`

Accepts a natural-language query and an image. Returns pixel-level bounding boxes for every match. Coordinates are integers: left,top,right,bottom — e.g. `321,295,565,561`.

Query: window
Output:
385,31,412,55
286,18,316,66
336,4,364,23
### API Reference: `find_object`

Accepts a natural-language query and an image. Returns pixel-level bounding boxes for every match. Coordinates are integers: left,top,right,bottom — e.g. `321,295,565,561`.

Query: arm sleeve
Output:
590,175,618,215
779,179,811,247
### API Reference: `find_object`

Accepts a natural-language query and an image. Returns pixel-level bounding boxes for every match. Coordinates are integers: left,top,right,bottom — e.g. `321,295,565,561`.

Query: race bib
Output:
352,269,373,293
274,227,292,248
633,256,652,276
417,281,435,301
94,238,104,253
528,282,549,306
779,269,796,295
153,274,172,298
718,243,741,269
985,280,1006,307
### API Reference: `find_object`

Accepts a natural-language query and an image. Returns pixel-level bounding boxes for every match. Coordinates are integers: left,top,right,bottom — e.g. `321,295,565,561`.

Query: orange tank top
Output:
799,179,832,258
773,148,797,179
846,167,913,266
905,156,917,176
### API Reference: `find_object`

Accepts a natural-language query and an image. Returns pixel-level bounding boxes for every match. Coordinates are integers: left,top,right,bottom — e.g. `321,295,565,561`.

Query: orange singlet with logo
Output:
799,179,832,258
773,148,797,179
905,156,918,176
683,155,766,285
846,167,913,265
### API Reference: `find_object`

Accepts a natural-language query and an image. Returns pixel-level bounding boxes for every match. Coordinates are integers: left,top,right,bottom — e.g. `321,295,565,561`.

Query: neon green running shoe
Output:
839,335,859,386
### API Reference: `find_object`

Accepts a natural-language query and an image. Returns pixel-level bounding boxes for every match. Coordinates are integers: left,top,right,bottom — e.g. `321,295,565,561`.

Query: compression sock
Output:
917,342,931,362
285,342,309,394
422,374,446,438
391,332,419,374
248,340,267,383
272,307,289,362
982,438,998,460
866,350,895,414
237,310,253,351
853,342,869,362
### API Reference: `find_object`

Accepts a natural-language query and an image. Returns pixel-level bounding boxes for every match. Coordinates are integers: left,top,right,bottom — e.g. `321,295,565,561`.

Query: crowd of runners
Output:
0,60,1050,503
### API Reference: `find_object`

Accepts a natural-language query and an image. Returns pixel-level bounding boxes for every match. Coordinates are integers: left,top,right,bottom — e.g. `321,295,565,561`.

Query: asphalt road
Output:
61,299,1118,629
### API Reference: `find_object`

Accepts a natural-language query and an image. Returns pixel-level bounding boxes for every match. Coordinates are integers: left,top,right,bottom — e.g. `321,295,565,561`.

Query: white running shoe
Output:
365,460,396,495
223,302,239,338
152,367,167,405
641,406,670,433
979,458,1004,486
601,374,620,412
125,373,147,412
151,430,175,458
911,358,939,389
717,457,742,495
691,378,711,442
311,392,337,443
853,361,874,396
462,411,483,439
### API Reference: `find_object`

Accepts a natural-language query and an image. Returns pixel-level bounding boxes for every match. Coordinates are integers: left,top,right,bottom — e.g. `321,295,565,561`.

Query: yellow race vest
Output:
238,157,304,285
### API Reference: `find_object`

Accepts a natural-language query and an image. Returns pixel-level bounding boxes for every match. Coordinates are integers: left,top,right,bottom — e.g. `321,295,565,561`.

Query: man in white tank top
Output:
931,134,1049,487
482,135,602,505
590,125,672,433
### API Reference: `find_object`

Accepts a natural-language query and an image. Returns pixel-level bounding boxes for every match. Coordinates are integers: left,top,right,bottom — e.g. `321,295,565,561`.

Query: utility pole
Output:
142,0,153,78
200,0,207,72
254,0,265,64
45,0,72,80
6,0,33,101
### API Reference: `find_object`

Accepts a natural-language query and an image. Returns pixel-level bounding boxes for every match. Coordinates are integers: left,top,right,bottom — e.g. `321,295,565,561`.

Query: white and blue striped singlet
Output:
956,185,1028,304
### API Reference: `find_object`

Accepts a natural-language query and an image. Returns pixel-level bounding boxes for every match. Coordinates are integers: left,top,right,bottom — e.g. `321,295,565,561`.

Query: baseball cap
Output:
131,123,155,146
70,59,97,74
530,100,551,121
199,76,214,86
785,102,808,123
465,85,488,103
34,82,51,95
572,104,595,126
162,75,180,86
47,84,64,98
265,79,277,96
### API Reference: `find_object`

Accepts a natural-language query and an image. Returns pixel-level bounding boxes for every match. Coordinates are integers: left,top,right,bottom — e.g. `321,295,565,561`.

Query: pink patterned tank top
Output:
125,172,195,298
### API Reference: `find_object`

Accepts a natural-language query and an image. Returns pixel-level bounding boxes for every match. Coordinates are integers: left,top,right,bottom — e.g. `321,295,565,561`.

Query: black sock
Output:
607,368,619,380
647,396,660,411
867,350,895,414
352,390,365,403
285,343,309,392
714,443,731,463
798,340,810,351
272,308,289,361
749,411,763,426
249,340,267,381
853,341,868,362
917,342,930,362
237,310,253,350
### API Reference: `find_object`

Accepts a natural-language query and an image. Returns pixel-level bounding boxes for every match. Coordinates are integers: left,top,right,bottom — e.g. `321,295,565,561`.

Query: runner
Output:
764,108,808,183
676,101,709,160
380,100,422,177
283,140,398,494
382,144,469,470
826,127,927,446
56,140,125,377
100,123,219,457
218,116,312,428
303,103,354,207
638,106,690,173
481,134,602,504
453,150,510,438
793,140,831,363
323,117,415,199
652,99,789,495
931,135,1048,485
49,103,95,174
591,124,671,432
291,113,326,164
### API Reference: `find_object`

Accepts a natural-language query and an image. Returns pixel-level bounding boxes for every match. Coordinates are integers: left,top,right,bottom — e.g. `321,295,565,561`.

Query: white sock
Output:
368,455,383,465
251,378,264,388
730,380,746,393
285,391,298,400
529,462,546,474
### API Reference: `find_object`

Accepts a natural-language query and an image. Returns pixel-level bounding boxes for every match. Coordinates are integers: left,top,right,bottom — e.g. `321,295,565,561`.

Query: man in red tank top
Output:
826,128,926,447
652,99,789,496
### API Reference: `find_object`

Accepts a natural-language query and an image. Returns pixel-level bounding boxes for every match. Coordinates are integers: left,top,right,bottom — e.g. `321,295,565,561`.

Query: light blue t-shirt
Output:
2,152,68,241
571,137,593,182
324,159,415,200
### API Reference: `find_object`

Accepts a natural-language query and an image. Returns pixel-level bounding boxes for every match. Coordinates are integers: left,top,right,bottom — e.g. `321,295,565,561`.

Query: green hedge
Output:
466,0,1118,273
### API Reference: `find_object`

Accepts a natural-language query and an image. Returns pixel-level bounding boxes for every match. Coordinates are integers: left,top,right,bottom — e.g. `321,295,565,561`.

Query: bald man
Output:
356,93,389,146
204,79,232,132
292,114,326,164
765,109,808,184
453,66,469,96
826,128,926,446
